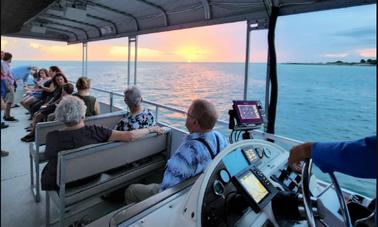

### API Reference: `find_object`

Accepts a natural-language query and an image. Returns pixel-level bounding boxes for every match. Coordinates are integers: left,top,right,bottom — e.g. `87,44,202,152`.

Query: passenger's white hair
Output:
124,86,142,109
55,96,87,126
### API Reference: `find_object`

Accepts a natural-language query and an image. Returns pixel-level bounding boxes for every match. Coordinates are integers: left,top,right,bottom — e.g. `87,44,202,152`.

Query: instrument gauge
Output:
219,169,230,184
213,180,225,198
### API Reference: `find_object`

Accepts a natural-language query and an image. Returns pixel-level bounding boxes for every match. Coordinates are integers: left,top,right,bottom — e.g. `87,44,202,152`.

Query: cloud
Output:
324,52,349,58
356,48,376,58
109,46,128,57
109,46,164,59
29,42,40,49
333,27,375,38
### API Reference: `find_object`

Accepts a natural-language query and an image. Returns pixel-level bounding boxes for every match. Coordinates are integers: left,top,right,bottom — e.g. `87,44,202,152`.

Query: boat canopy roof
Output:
1,0,375,44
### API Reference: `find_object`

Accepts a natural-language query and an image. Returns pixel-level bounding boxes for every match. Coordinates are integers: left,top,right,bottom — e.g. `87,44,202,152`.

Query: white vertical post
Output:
85,42,88,76
82,42,88,76
127,36,138,86
134,36,138,85
127,38,131,86
82,43,85,76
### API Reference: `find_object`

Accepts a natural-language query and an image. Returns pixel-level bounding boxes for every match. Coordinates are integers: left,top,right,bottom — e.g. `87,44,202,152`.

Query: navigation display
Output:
232,100,263,125
238,104,259,120
239,171,268,203
223,149,250,177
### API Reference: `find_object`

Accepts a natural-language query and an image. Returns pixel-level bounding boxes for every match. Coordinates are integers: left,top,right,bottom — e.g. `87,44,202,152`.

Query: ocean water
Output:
13,61,376,197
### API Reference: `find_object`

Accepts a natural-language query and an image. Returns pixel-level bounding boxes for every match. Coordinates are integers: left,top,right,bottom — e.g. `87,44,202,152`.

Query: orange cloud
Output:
36,44,82,60
29,42,40,49
357,48,376,58
108,46,163,59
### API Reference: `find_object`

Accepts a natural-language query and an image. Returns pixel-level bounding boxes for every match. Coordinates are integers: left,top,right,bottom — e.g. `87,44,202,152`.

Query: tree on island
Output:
360,59,366,63
365,59,377,64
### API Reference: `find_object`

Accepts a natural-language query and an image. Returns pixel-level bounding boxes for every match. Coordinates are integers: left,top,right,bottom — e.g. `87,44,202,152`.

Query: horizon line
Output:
12,59,270,64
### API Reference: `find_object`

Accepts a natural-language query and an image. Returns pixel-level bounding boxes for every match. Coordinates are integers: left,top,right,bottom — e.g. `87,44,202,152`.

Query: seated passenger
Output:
20,83,75,142
29,72,67,117
41,96,164,191
73,76,100,116
28,66,63,116
124,99,228,203
114,86,155,131
20,68,50,110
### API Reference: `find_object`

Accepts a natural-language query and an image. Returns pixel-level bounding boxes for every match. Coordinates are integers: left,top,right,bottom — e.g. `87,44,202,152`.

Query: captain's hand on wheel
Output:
288,142,313,172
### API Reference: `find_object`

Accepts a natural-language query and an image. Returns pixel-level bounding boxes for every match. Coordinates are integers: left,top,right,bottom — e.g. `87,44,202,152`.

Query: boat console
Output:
106,138,372,227
199,139,310,226
99,101,374,227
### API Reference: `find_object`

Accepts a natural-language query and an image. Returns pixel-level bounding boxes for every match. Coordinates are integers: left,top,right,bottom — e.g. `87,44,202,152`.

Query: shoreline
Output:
283,63,376,66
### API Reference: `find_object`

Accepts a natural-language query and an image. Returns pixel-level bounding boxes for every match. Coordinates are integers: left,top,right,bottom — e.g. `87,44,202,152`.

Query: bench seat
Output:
45,128,171,227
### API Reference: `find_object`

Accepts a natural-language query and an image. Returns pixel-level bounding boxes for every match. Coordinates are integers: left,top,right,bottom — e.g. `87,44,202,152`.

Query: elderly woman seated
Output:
115,86,155,131
41,96,164,191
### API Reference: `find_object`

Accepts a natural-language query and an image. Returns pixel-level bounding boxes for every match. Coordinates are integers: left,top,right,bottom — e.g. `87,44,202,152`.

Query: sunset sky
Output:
1,4,376,63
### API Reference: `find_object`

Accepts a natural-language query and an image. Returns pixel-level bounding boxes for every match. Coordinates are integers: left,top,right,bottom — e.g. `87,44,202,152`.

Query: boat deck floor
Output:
1,91,124,227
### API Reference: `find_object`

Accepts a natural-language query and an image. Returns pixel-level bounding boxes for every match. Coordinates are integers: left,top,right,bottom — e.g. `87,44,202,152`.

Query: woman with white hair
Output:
114,86,155,131
41,96,164,191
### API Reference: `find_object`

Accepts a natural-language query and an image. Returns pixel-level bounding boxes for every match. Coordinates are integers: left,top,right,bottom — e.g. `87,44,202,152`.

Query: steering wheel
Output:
301,159,352,227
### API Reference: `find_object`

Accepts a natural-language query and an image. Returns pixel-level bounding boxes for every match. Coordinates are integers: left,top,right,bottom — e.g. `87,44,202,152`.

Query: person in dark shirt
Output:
28,66,63,116
72,76,100,116
288,136,376,178
41,96,164,191
20,83,75,142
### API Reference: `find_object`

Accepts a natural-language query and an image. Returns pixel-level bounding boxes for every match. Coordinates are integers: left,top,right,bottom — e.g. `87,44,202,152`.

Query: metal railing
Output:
89,85,303,147
90,86,229,126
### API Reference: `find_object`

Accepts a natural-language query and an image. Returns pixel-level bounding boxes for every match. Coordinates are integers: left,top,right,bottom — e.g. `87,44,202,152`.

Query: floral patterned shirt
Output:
114,109,155,131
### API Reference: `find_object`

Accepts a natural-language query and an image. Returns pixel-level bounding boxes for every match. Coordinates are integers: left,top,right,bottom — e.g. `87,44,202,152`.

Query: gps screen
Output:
237,104,259,120
233,100,263,125
239,170,269,203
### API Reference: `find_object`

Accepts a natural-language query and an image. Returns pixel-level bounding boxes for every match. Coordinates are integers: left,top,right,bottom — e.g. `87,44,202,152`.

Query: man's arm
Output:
311,136,376,178
289,136,376,178
108,126,164,142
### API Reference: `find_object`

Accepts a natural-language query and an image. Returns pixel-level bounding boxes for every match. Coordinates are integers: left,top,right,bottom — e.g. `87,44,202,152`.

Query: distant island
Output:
284,58,376,66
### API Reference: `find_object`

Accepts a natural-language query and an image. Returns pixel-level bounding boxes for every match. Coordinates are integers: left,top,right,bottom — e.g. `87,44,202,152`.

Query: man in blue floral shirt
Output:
125,99,228,203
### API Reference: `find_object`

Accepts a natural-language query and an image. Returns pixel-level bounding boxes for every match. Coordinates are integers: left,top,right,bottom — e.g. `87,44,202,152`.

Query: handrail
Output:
82,85,302,143
76,84,302,146
88,85,229,126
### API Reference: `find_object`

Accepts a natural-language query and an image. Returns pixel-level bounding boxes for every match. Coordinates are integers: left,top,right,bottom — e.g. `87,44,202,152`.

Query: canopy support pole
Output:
243,20,252,100
127,36,138,86
266,6,279,135
243,20,267,100
82,42,88,76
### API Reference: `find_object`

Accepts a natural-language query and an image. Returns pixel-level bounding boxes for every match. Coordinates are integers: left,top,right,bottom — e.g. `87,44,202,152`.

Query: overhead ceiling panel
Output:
1,0,375,44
